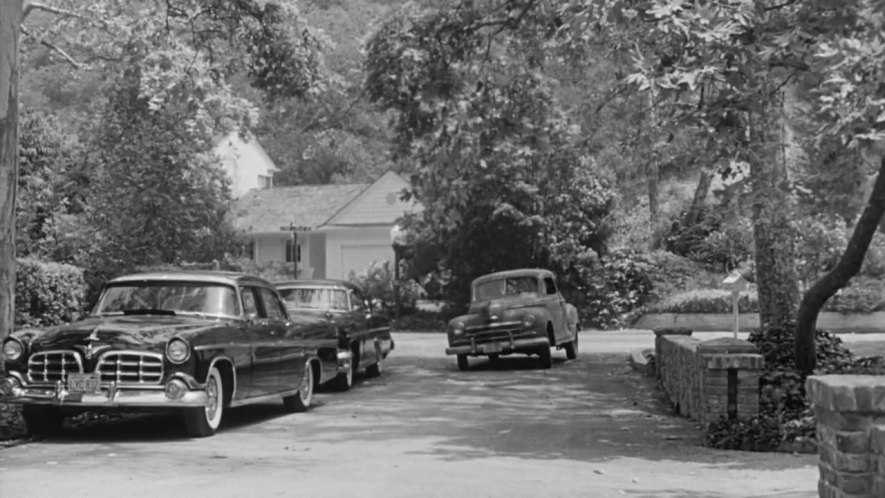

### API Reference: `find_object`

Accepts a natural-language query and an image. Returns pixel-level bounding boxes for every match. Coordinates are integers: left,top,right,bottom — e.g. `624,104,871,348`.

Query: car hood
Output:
19,315,226,352
467,295,542,315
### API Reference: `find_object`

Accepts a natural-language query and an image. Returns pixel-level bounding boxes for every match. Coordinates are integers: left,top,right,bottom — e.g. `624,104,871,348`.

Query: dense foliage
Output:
14,258,85,328
365,1,616,307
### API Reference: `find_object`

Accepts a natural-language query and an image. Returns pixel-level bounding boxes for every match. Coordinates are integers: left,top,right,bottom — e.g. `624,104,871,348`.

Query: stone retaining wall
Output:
807,375,885,497
655,328,763,425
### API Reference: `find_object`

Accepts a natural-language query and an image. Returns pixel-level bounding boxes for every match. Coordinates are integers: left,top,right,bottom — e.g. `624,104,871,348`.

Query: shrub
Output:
15,258,87,328
647,288,758,314
561,248,655,329
794,215,848,285
348,260,422,316
705,414,784,452
663,208,752,269
860,231,885,278
646,278,885,315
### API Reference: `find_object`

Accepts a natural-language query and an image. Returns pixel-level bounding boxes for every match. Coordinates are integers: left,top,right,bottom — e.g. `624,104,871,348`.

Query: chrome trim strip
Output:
193,343,255,351
229,391,284,408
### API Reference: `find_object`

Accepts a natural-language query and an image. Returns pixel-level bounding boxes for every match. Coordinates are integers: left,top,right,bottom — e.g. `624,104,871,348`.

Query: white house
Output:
215,131,278,199
233,171,420,280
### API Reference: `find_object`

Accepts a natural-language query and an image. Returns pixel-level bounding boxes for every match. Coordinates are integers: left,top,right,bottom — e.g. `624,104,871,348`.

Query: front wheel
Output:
564,332,579,360
182,365,224,437
22,405,65,437
456,354,470,371
283,362,314,413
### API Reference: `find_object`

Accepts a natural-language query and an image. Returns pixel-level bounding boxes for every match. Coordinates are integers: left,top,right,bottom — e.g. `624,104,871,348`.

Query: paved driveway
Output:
0,332,819,498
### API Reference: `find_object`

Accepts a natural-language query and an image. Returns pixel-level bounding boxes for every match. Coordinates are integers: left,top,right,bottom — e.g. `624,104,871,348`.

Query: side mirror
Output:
324,311,333,321
245,312,259,325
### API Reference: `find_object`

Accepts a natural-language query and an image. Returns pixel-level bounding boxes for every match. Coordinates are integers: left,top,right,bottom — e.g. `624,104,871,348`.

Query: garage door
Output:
340,245,393,278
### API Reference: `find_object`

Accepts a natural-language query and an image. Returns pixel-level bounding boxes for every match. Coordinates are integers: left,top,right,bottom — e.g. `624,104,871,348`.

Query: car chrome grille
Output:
451,321,533,346
96,351,164,385
27,350,84,383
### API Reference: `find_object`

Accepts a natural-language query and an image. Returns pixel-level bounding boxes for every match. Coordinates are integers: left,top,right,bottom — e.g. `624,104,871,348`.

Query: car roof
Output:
275,279,360,291
471,268,554,285
109,271,273,287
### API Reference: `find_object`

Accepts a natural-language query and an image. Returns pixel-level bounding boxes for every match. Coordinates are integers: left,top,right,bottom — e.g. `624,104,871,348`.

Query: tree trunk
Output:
796,154,885,374
685,169,713,226
0,0,22,345
749,107,799,331
647,160,659,223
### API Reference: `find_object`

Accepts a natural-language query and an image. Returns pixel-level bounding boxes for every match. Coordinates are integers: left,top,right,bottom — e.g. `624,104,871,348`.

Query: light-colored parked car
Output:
445,268,580,370
0,271,335,437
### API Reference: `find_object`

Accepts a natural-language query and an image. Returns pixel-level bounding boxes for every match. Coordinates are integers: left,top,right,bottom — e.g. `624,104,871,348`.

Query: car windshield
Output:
473,276,538,301
93,281,240,318
279,287,349,311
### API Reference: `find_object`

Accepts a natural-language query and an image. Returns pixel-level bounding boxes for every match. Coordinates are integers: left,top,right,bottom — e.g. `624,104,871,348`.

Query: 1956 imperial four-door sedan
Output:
0,271,338,437
445,268,580,370
275,279,394,391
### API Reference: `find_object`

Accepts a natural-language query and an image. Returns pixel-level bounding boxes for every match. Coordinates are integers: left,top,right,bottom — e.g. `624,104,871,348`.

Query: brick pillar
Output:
807,375,885,498
697,338,763,425
654,327,692,377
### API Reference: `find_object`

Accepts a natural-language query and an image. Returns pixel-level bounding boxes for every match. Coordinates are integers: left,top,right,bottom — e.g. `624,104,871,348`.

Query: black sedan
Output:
275,280,394,391
0,271,338,437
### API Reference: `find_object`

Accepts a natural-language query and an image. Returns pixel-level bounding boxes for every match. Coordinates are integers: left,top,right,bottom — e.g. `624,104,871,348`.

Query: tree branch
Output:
22,0,108,28
20,25,80,69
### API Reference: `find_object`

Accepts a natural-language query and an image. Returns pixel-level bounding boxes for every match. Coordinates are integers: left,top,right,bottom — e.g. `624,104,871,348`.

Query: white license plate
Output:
483,343,502,353
67,373,101,393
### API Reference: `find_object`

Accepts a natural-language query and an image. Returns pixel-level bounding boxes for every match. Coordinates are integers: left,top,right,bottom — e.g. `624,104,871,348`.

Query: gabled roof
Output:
234,183,370,234
234,171,421,235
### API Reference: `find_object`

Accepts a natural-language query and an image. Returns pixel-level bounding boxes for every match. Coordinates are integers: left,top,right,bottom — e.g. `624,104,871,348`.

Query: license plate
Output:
483,343,502,353
67,373,101,393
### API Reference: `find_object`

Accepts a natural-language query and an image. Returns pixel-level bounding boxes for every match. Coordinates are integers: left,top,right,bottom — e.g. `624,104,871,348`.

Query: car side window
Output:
259,288,287,321
544,277,557,296
241,287,261,317
351,289,367,312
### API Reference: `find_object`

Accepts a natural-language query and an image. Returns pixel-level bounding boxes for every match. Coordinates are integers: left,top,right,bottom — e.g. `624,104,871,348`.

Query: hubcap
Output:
300,367,312,402
205,375,218,421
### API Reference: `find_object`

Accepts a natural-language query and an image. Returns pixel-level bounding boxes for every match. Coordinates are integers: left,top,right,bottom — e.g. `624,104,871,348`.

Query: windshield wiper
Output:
122,309,176,316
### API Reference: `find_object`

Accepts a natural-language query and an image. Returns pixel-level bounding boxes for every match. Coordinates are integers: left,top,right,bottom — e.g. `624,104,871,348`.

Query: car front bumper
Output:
445,336,550,356
0,372,209,409
337,350,354,374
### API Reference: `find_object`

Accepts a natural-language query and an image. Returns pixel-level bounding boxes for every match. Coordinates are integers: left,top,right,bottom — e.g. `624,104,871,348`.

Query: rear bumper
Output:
445,337,549,356
0,372,208,409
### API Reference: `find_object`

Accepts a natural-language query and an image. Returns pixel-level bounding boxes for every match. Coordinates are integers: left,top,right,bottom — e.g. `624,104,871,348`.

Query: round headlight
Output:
2,340,23,361
522,315,536,328
166,338,190,364
451,321,466,335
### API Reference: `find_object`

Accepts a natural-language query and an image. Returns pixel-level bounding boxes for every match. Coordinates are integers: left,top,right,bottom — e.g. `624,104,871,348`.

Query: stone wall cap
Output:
697,337,758,354
806,375,885,413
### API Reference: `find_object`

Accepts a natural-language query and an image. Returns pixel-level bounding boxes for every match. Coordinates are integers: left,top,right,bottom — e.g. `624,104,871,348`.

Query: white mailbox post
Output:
721,272,748,339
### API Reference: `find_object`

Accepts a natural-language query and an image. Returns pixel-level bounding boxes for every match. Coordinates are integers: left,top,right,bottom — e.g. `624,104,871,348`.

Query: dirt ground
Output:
0,332,825,497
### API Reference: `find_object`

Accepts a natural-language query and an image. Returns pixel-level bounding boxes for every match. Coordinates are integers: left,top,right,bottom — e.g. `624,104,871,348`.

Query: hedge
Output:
15,258,87,328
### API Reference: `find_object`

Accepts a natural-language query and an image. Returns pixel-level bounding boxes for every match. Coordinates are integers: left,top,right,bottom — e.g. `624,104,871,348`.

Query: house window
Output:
258,175,273,189
285,239,301,263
